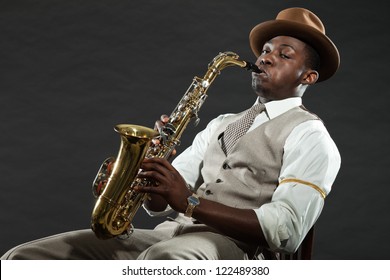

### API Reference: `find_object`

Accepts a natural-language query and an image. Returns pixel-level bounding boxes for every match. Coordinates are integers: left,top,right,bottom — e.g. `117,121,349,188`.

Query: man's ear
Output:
302,70,319,85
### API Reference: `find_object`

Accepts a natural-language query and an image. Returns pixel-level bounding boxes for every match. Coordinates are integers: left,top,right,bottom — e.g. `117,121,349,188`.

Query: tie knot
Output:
251,103,265,114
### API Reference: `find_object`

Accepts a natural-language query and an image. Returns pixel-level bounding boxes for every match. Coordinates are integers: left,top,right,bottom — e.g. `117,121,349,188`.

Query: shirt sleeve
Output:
254,120,341,253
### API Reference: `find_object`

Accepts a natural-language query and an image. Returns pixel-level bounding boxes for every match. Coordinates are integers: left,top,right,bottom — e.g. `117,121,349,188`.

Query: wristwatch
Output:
184,193,200,218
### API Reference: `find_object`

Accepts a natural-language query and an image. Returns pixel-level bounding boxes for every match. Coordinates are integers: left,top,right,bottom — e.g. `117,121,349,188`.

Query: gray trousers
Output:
1,219,252,260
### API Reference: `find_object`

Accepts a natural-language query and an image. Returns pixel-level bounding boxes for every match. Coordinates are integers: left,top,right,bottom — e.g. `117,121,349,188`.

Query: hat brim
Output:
249,20,340,82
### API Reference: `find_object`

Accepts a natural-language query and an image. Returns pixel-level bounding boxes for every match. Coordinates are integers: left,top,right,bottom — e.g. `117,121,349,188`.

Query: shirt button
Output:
216,179,222,183
222,163,230,169
205,190,212,195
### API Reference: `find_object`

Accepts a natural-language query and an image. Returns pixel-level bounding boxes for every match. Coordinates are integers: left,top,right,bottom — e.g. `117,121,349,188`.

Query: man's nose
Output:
256,53,273,66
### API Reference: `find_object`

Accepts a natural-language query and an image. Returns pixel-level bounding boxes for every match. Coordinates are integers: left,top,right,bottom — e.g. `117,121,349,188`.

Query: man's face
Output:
252,36,310,101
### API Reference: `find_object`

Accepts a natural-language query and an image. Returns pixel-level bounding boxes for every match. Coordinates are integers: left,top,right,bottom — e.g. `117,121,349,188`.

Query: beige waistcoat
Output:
196,106,319,208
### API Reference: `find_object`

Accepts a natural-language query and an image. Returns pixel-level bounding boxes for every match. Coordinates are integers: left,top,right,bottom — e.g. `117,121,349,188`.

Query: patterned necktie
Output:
222,103,265,154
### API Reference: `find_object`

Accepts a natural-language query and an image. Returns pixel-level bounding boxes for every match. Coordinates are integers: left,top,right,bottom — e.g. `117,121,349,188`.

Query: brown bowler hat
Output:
249,7,340,82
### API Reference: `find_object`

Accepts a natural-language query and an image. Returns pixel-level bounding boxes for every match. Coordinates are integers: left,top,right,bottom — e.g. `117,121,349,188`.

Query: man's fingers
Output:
160,114,169,123
142,157,176,171
154,120,164,132
134,184,162,195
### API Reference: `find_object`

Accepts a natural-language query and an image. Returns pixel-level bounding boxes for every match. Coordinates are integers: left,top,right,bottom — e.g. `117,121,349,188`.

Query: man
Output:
1,7,340,260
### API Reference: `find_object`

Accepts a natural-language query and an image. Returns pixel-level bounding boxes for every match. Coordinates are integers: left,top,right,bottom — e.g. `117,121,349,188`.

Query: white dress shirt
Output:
148,97,341,252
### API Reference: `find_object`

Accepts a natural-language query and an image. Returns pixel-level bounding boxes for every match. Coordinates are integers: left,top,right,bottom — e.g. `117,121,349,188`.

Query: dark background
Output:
1,0,389,259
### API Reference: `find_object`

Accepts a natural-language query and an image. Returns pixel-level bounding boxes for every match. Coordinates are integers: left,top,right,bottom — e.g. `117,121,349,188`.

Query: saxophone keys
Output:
92,157,115,197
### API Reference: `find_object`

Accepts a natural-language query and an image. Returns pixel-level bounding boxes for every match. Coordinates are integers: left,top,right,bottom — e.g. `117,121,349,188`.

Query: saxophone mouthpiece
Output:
244,61,261,73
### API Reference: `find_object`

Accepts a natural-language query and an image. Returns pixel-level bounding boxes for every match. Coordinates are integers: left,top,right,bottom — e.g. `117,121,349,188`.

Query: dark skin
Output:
135,36,319,247
252,36,319,102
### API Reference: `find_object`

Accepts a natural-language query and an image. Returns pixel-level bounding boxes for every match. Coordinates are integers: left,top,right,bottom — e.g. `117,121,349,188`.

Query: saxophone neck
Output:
203,51,259,84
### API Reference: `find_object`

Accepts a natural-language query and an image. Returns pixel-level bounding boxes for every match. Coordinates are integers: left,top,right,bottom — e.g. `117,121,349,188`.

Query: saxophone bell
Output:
91,124,159,239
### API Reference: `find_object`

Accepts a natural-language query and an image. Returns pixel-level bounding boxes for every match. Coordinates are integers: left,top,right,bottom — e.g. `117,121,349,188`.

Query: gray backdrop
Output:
1,0,389,259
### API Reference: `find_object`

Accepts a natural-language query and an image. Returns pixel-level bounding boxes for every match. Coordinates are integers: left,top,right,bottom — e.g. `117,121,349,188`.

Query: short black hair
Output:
304,43,321,71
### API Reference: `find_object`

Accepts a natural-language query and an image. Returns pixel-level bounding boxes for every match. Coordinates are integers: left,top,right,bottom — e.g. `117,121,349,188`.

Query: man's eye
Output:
281,54,290,59
261,49,269,55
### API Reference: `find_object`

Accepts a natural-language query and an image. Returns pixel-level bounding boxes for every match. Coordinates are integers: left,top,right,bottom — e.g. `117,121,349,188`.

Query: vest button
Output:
222,163,230,169
216,179,222,183
205,190,212,195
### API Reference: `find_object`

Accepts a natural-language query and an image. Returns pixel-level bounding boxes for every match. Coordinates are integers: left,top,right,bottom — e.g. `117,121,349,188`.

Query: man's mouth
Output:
258,67,267,75
253,67,267,77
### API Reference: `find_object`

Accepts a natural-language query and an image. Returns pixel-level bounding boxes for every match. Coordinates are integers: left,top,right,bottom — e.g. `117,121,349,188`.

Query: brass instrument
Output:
91,51,259,240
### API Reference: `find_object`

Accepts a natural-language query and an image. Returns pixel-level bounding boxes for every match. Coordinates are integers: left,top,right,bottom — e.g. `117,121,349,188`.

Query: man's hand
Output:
135,157,192,213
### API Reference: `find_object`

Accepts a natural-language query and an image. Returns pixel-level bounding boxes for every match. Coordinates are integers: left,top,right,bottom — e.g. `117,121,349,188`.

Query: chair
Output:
280,226,315,260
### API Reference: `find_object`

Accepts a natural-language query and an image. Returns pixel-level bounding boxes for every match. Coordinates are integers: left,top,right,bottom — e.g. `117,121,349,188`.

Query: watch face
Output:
188,195,199,205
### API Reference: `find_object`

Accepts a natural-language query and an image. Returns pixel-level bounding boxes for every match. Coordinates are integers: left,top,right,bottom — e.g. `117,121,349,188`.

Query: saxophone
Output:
91,51,259,240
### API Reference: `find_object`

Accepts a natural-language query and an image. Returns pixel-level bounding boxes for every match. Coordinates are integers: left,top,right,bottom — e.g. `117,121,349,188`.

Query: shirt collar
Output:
255,97,302,120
